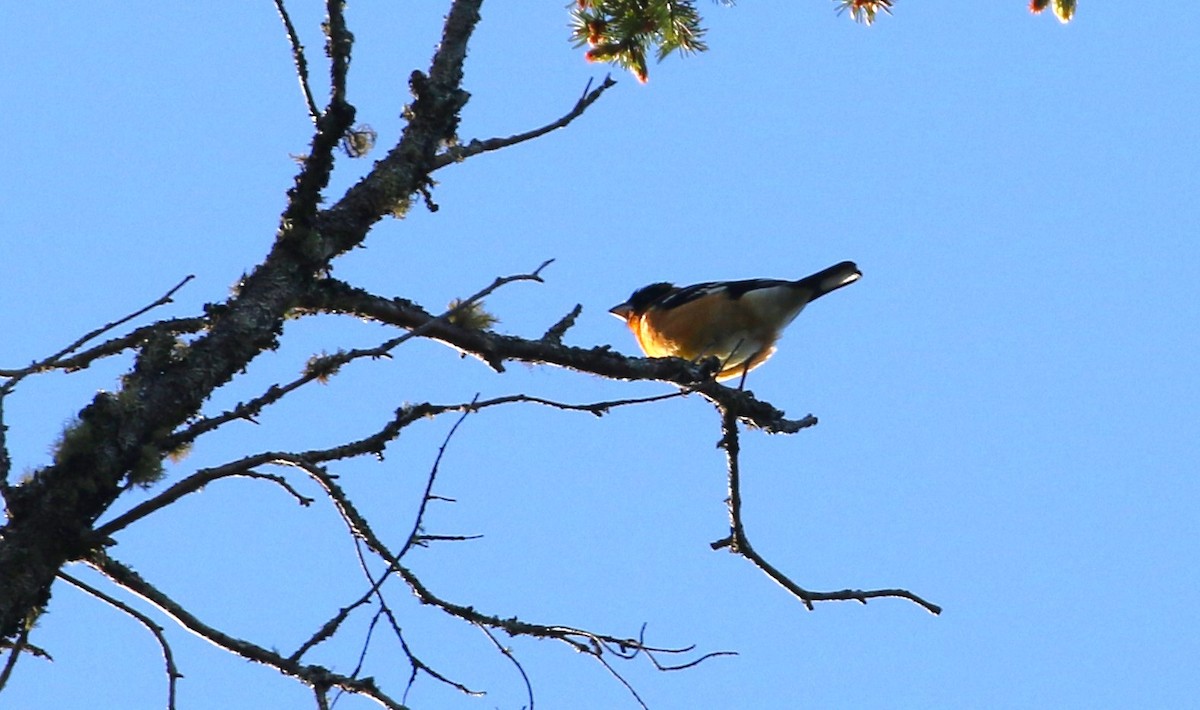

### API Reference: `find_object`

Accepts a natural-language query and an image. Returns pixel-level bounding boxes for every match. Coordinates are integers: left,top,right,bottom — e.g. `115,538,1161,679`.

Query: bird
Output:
609,261,861,385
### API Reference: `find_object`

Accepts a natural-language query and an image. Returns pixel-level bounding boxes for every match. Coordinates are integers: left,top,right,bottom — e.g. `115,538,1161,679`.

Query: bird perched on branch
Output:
609,261,861,385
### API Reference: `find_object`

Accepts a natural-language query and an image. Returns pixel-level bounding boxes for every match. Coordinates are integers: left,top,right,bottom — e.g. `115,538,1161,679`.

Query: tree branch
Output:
169,260,551,450
710,405,943,615
432,75,617,170
316,0,483,241
94,460,315,540
87,554,409,710
299,277,815,433
273,0,321,123
478,624,535,709
58,571,182,710
0,275,194,383
398,397,476,559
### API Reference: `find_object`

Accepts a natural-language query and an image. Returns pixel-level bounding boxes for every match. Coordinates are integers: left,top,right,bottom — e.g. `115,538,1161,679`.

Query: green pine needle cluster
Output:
570,0,709,83
570,0,1077,82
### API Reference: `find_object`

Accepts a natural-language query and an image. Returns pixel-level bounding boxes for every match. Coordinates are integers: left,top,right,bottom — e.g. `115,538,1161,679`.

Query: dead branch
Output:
88,553,409,710
58,572,182,710
299,278,813,433
432,75,618,169
479,624,535,709
0,275,193,383
167,261,551,450
273,0,321,123
711,405,943,615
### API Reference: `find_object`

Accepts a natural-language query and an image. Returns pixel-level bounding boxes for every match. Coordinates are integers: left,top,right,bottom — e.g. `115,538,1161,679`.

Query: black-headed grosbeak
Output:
610,261,861,383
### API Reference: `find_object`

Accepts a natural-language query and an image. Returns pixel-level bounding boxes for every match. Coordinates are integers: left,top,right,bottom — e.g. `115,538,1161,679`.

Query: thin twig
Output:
0,624,29,693
96,463,315,539
88,554,408,709
712,405,942,615
292,458,728,669
169,260,554,449
541,304,582,344
399,396,477,559
370,582,483,700
479,624,534,710
433,76,617,170
273,0,322,123
593,651,648,710
0,275,193,384
59,571,182,710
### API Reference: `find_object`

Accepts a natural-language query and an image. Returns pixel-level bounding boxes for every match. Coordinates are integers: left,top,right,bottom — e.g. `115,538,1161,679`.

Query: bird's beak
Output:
608,303,633,320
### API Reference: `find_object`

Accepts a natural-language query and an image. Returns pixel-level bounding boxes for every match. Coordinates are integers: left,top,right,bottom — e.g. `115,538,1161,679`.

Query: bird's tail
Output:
794,261,862,301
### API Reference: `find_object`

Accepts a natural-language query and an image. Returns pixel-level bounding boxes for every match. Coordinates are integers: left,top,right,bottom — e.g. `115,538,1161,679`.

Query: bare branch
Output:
541,304,583,344
95,460,315,539
0,275,194,383
316,0,482,236
273,0,321,123
0,625,31,694
39,318,207,375
324,0,352,113
88,554,408,710
371,577,484,701
593,651,649,710
301,278,815,432
104,387,679,544
479,624,534,709
409,533,483,545
284,457,729,672
432,76,618,170
398,397,477,559
396,620,484,701
170,261,553,450
58,571,182,710
712,405,943,615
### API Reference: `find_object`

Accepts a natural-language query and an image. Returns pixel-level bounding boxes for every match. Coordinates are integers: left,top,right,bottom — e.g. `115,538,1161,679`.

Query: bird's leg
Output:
718,338,750,389
735,364,750,391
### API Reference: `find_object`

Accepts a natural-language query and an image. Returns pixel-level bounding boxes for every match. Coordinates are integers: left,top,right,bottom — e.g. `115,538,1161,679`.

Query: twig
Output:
433,76,618,169
593,651,648,710
324,0,352,112
0,275,193,384
2,318,206,379
712,405,942,615
399,396,477,559
0,624,29,693
541,304,582,344
273,0,321,123
479,624,534,708
59,571,182,710
301,278,813,433
606,623,736,671
88,554,408,710
96,463,315,539
0,397,11,494
377,586,483,700
169,260,553,449
290,457,729,671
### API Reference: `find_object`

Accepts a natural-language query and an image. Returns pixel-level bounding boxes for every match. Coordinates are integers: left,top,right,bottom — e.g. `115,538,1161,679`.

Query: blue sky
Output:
3,3,1198,709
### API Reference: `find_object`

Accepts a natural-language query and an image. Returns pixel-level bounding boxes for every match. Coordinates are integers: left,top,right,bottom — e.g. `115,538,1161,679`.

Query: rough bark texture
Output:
0,0,486,641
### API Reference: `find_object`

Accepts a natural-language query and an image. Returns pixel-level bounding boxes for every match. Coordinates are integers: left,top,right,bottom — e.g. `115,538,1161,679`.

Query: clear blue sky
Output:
3,3,1198,709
